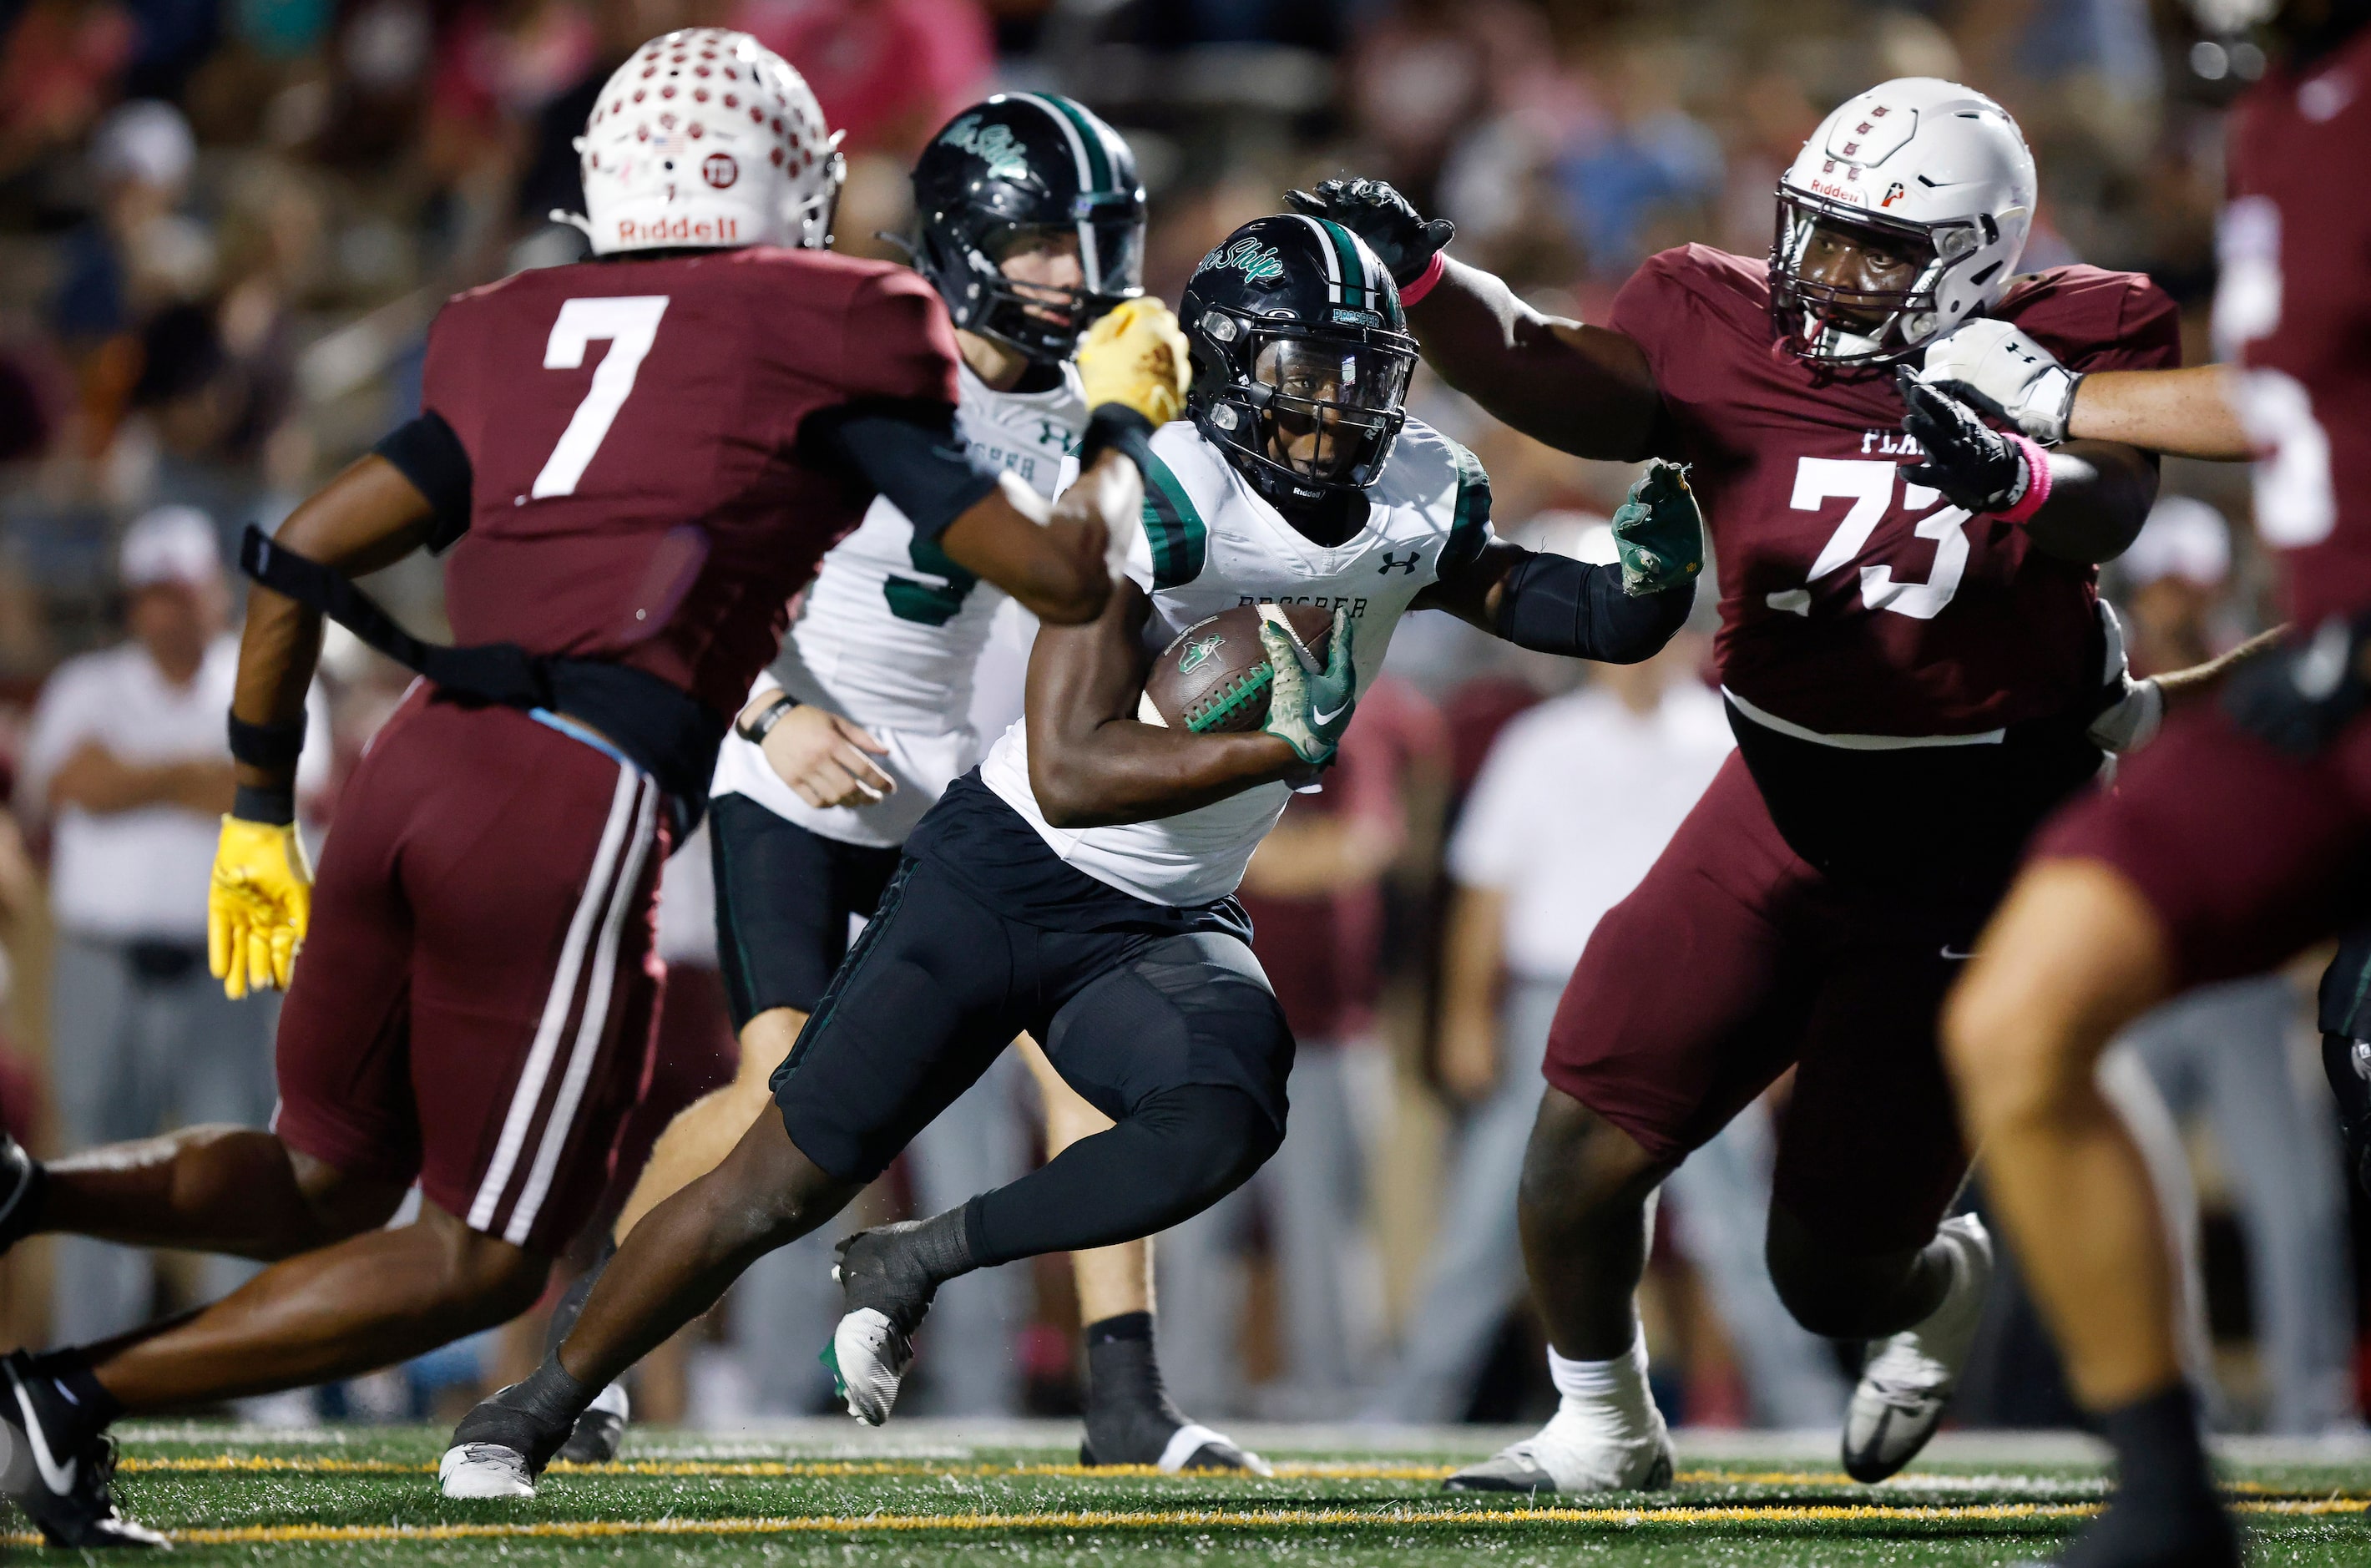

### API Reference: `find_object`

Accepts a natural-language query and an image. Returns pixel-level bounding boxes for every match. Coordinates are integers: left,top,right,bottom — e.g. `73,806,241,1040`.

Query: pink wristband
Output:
1994,433,2055,523
1398,249,1447,306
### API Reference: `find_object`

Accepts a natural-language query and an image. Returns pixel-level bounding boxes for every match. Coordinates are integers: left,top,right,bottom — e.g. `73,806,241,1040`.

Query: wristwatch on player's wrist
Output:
736,692,798,744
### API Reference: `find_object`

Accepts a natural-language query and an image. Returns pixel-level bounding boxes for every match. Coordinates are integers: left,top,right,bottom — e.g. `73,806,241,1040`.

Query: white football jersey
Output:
982,415,1491,907
710,360,1083,845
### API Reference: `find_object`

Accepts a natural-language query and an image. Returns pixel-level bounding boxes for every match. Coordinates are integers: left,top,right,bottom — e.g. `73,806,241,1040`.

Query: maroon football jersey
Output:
2222,27,2371,626
1609,245,2180,736
421,247,961,718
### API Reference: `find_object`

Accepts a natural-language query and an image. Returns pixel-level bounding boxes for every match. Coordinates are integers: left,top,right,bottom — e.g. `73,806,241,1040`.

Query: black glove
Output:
1895,367,2035,514
2223,615,2371,758
1282,179,1453,288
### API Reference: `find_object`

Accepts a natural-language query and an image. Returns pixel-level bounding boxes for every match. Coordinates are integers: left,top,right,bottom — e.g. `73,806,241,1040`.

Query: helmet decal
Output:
936,114,1029,182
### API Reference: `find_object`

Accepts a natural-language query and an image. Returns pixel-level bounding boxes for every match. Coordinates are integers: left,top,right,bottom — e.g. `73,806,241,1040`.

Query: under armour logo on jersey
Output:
1378,551,1424,575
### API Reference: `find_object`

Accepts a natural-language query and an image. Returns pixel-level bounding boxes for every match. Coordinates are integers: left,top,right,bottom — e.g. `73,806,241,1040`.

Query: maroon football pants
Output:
1544,752,1987,1255
274,688,670,1256
2039,700,2371,987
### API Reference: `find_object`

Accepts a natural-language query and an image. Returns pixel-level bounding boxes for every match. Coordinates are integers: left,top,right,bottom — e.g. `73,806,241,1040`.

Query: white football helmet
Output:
1771,78,2035,366
569,28,844,255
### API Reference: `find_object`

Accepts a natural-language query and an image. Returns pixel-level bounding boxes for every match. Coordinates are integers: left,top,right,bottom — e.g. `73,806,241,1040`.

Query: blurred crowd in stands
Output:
0,0,2354,1437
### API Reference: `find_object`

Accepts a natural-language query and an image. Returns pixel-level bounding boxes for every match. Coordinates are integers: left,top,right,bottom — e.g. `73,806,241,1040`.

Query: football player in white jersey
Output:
441,215,1702,1491
533,94,1260,1474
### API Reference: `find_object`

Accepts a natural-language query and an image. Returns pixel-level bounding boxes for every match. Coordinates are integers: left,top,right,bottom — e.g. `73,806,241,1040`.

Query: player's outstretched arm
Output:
1283,180,1660,461
938,296,1196,626
1919,319,2252,459
1024,580,1313,829
937,463,1121,627
1418,462,1701,664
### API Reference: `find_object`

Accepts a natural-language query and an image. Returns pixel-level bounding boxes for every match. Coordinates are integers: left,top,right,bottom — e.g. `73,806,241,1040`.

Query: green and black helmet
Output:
1180,215,1417,506
908,94,1145,363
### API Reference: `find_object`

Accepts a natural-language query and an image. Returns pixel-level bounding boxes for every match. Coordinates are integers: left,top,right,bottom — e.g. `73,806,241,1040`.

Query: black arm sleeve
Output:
1490,551,1693,665
810,399,1004,541
372,410,473,554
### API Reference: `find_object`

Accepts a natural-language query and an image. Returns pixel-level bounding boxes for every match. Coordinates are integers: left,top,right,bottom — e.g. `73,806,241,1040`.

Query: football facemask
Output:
1246,334,1413,490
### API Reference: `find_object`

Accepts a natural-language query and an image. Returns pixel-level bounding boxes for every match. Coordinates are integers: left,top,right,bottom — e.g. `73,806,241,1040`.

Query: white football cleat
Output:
1443,1405,1675,1495
1843,1212,1994,1483
825,1306,914,1426
438,1442,538,1499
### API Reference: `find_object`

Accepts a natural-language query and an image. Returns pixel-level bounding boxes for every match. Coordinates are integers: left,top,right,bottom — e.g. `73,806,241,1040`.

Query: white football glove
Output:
1917,318,2082,446
2086,600,2166,755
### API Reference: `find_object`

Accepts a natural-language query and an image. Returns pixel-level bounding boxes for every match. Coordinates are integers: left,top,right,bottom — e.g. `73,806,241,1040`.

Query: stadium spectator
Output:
13,504,326,1343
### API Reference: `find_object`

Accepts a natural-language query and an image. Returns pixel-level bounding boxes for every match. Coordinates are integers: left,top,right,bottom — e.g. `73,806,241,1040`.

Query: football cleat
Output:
0,1352,167,1547
1443,1408,1675,1495
439,1378,579,1499
821,1225,945,1426
0,1129,44,1254
1080,1417,1272,1477
1843,1213,1994,1484
437,1443,538,1500
822,1307,913,1426
552,1381,629,1466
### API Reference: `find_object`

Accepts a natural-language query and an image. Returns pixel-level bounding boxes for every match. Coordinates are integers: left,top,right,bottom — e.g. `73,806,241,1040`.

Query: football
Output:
1138,604,1335,734
1133,604,1337,740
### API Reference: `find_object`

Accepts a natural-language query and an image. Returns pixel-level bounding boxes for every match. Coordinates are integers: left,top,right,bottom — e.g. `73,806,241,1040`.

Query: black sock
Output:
904,1205,978,1287
1080,1313,1188,1462
2098,1383,2215,1506
28,1349,122,1453
2061,1383,2237,1568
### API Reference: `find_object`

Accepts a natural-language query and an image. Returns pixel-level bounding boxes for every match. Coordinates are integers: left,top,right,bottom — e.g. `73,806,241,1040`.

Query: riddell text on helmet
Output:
617,214,742,244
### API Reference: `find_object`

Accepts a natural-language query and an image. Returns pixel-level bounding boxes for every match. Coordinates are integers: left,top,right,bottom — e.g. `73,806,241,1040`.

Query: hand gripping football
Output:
1138,604,1333,733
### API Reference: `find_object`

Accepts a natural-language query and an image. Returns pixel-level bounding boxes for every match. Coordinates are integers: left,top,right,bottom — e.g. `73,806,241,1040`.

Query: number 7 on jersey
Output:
530,296,670,498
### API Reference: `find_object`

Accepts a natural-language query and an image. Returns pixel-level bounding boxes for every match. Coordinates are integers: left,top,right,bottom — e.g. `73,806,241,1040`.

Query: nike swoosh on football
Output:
10,1366,76,1495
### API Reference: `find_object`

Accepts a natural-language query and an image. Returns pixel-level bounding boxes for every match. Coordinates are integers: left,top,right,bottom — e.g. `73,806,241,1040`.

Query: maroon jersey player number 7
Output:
0,27,1185,1550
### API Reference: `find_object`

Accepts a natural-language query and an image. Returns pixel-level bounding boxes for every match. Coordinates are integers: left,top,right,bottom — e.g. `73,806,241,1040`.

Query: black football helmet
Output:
908,94,1145,363
1180,215,1417,506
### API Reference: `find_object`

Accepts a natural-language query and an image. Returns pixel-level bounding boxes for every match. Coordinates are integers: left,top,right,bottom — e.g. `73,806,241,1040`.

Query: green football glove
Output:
1610,459,1705,597
1260,608,1356,766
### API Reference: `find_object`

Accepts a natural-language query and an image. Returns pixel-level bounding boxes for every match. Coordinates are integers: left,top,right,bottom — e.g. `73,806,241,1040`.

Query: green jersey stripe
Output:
1443,436,1493,574
1137,446,1208,589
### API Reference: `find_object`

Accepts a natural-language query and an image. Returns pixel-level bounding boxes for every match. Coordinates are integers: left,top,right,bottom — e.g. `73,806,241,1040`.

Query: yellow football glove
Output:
208,816,314,1000
1076,298,1191,426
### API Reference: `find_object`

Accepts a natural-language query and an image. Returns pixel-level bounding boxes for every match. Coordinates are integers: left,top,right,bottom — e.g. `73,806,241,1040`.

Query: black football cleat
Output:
438,1378,581,1499
0,1351,166,1548
551,1382,629,1465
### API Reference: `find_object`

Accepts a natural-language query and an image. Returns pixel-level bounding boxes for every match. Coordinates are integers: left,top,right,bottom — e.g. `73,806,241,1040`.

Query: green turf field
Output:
10,1424,2371,1565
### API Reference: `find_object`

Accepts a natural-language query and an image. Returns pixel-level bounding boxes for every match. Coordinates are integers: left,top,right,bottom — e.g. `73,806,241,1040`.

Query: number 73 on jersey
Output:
1767,456,1974,622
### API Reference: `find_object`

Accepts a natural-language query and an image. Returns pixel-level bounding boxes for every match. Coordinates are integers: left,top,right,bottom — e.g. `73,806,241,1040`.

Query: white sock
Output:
1546,1327,1657,1431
